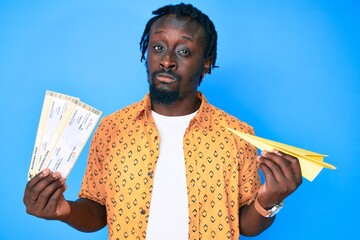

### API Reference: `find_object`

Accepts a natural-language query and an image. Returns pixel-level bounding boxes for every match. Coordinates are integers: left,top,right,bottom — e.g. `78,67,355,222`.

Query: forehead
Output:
150,14,205,42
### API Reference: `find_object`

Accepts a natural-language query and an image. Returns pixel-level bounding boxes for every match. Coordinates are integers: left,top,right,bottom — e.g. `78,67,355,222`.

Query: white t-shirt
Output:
146,110,197,240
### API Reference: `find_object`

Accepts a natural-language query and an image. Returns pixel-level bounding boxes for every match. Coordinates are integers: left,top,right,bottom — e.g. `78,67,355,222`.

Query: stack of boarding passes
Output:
28,90,101,180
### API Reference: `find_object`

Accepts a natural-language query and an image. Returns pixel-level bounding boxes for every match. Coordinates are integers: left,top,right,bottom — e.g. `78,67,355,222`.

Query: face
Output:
146,14,211,105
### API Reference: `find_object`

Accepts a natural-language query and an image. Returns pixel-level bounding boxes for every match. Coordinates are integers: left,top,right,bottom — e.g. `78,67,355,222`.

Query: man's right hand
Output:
23,168,70,221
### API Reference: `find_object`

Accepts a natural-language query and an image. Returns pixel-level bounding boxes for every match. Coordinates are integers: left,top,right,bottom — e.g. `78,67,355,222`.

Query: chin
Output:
149,83,180,105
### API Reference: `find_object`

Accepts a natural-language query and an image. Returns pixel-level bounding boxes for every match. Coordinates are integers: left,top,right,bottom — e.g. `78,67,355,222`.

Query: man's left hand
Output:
256,149,302,209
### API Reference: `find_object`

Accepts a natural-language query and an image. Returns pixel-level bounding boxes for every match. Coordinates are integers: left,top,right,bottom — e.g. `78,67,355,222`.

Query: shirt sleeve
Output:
78,118,108,205
236,124,261,207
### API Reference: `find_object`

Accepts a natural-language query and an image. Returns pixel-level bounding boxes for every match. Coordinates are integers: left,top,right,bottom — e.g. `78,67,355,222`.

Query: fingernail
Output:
272,149,281,156
256,161,261,168
51,172,61,178
40,168,50,177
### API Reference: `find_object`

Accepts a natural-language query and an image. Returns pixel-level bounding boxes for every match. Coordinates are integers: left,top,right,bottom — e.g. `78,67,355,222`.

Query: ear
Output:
201,57,212,77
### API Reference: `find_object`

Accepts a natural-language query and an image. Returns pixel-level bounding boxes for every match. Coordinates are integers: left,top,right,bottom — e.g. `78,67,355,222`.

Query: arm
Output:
23,169,107,232
63,198,107,232
240,150,302,236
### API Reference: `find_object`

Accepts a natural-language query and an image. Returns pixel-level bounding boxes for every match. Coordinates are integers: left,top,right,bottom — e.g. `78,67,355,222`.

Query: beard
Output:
149,83,180,105
148,69,182,105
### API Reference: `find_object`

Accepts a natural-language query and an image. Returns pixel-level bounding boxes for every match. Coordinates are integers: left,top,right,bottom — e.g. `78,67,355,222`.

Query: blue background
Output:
1,0,359,239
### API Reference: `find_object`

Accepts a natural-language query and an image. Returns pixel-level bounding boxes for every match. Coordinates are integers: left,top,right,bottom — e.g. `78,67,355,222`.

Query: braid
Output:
139,3,218,80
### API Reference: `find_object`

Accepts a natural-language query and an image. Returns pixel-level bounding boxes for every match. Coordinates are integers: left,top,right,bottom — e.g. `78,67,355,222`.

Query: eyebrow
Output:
153,30,194,42
182,36,193,42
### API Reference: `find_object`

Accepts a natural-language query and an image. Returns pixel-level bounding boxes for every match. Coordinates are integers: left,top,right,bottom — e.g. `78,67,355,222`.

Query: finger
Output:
24,169,51,204
257,152,287,183
257,155,280,185
34,173,66,210
26,171,63,207
272,150,302,184
261,150,296,181
43,183,67,215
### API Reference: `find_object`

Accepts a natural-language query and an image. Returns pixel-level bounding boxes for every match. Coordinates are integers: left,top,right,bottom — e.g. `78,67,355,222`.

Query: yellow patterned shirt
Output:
79,92,260,240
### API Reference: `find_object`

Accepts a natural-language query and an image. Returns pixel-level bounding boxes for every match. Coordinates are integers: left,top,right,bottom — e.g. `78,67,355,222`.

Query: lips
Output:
155,72,178,83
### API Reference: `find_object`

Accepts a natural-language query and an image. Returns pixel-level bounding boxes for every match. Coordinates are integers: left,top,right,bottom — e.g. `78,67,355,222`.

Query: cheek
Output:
145,60,153,83
183,60,204,77
146,57,155,73
146,51,160,67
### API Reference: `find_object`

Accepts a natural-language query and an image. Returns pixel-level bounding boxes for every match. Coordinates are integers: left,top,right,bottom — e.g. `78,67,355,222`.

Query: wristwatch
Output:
254,196,284,218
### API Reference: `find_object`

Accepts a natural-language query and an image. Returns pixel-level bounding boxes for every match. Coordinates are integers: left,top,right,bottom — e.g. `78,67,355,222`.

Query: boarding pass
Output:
28,90,102,180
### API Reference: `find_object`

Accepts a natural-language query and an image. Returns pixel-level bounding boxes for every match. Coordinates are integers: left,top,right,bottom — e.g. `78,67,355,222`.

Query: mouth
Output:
155,72,178,83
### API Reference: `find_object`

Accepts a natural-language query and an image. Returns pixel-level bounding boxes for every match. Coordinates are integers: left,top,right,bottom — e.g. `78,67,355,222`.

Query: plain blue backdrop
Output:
1,0,359,239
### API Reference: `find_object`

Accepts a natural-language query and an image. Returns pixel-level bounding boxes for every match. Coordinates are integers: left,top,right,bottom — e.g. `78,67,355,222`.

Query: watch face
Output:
267,201,284,217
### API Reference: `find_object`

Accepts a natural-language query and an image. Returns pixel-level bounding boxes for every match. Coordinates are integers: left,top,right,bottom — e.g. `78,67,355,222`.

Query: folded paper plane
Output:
227,127,336,182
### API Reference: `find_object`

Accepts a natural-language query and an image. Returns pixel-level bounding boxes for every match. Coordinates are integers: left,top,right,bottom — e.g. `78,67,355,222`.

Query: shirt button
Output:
140,210,146,215
147,171,154,178
154,136,158,141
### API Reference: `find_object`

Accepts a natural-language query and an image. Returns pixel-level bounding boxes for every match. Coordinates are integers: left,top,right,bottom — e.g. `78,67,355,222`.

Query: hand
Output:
256,149,302,209
23,169,70,221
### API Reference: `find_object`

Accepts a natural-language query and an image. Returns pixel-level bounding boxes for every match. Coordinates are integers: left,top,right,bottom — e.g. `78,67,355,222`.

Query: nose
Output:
160,51,177,70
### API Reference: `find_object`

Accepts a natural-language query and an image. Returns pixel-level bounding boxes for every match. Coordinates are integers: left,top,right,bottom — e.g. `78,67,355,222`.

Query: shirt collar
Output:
133,92,212,129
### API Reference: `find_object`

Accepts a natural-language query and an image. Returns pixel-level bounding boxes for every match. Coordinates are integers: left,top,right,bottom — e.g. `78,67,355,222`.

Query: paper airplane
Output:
227,127,336,182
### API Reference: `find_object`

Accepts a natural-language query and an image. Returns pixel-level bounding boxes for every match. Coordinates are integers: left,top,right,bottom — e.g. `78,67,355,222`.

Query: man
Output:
24,3,302,240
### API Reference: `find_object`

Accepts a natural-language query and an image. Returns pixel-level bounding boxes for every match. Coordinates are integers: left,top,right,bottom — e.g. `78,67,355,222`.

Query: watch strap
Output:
254,196,270,217
254,196,284,218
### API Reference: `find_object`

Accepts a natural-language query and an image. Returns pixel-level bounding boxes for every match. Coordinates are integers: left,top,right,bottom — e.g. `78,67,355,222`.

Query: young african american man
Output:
24,3,302,240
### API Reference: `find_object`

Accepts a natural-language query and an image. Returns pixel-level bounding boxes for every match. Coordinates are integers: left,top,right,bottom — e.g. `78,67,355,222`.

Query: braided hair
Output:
139,3,218,84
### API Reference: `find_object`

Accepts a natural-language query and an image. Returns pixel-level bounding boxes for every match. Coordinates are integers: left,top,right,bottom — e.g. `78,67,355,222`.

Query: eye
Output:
153,45,164,52
177,49,191,56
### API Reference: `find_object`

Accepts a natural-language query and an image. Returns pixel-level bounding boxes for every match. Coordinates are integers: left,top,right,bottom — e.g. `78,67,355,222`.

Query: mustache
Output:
151,69,181,82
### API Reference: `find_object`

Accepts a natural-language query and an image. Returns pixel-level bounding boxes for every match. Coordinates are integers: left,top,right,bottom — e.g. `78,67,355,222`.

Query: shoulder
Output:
102,102,139,122
198,92,254,135
96,98,147,134
202,100,255,135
